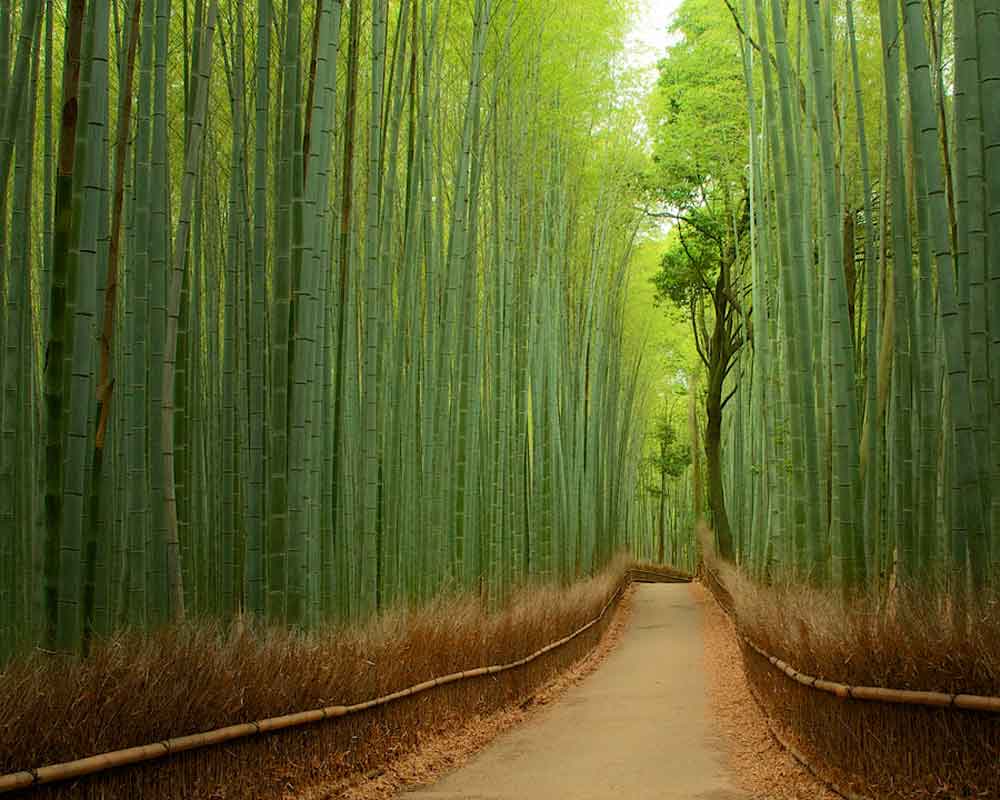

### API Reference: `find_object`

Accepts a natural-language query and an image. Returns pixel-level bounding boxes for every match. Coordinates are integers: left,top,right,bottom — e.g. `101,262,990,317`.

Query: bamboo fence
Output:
0,568,690,794
703,566,1000,714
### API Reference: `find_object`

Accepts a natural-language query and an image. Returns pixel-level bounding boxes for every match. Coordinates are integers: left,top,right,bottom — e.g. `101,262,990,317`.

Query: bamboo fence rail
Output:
743,677,874,800
0,568,690,794
703,566,1000,713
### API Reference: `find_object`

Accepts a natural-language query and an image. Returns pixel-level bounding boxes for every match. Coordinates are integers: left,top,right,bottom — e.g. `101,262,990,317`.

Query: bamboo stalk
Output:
162,0,219,624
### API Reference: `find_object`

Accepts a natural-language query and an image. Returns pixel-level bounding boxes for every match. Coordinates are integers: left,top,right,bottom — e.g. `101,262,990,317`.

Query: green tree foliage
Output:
652,413,691,480
648,0,747,202
644,1,749,561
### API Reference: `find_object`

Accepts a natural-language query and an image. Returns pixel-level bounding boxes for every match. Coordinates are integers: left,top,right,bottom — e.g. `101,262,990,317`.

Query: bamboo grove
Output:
696,0,1000,600
0,0,652,661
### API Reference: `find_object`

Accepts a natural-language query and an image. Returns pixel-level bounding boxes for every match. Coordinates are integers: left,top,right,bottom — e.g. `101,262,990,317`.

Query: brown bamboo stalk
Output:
95,0,142,448
301,0,324,178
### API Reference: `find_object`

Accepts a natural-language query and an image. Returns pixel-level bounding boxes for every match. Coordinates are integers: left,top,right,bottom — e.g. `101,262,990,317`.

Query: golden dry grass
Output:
307,583,640,800
694,581,841,800
0,557,644,799
700,531,1000,799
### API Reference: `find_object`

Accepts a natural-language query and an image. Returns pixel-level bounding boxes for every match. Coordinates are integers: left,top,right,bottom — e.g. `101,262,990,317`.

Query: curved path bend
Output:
403,583,748,800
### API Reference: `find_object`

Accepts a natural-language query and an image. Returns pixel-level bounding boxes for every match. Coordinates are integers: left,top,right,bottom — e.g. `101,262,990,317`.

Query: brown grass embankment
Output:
703,546,1000,799
0,557,670,799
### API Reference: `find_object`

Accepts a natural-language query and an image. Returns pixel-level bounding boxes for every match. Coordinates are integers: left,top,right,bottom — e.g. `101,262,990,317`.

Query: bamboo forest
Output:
0,0,998,798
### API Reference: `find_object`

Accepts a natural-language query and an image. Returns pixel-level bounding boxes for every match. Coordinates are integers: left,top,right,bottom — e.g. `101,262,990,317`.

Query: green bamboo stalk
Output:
87,0,141,647
359,0,388,615
954,0,991,560
123,0,155,627
174,0,205,618
973,0,1000,563
220,22,241,617
901,0,988,589
0,0,40,194
145,0,171,624
331,0,362,618
42,0,86,651
245,0,270,618
162,0,219,624
754,0,822,580
0,1,42,657
265,0,302,624
52,0,99,653
40,0,53,334
802,0,862,588
290,0,341,623
845,0,879,587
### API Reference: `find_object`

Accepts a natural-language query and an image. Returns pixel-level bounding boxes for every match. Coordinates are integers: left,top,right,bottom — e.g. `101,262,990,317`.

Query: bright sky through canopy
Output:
624,0,683,92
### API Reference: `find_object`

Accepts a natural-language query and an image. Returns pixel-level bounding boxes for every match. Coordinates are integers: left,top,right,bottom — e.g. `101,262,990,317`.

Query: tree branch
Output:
721,383,739,410
677,225,716,295
691,295,710,369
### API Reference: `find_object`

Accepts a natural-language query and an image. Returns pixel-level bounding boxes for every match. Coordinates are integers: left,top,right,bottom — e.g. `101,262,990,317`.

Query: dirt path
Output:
403,584,749,800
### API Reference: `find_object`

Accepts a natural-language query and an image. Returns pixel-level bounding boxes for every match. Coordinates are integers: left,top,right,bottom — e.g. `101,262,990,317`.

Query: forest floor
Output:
306,582,838,800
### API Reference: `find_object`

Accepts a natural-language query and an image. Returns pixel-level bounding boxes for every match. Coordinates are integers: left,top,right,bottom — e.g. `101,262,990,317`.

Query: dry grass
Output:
306,583,638,800
0,558,637,799
694,581,840,800
703,546,1000,799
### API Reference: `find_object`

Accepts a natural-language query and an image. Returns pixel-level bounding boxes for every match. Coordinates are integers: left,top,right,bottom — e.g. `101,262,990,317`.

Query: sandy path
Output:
403,584,748,800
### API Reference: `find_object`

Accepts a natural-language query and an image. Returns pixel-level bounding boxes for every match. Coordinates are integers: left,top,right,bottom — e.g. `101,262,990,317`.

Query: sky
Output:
622,2,684,236
623,0,684,93
621,4,690,404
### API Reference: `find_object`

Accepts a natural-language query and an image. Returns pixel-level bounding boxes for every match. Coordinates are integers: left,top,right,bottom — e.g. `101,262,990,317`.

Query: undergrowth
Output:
702,531,1000,799
0,557,638,799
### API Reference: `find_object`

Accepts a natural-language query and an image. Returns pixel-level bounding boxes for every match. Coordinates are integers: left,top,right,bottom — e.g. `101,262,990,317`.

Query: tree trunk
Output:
688,383,703,523
705,364,734,561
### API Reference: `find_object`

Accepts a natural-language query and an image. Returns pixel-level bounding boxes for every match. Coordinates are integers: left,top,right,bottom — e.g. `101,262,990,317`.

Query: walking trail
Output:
404,583,749,800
